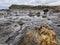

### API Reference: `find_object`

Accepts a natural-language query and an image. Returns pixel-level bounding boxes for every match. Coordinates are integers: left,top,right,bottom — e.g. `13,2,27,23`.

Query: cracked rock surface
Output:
0,13,60,45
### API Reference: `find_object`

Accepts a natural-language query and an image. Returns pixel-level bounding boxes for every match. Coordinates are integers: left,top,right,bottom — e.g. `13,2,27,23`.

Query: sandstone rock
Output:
18,25,60,45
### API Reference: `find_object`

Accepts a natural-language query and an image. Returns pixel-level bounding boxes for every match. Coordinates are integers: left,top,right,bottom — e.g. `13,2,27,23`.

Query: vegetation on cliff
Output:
9,4,60,9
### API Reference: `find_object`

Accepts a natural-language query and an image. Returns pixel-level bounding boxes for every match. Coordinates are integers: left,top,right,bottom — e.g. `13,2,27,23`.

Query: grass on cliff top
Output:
9,4,60,9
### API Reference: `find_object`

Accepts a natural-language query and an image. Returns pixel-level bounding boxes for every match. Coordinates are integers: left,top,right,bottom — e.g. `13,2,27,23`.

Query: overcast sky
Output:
0,0,60,9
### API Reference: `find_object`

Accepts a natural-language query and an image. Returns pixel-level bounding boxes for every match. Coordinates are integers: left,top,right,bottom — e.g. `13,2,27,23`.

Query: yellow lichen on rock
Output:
18,25,59,45
37,25,57,45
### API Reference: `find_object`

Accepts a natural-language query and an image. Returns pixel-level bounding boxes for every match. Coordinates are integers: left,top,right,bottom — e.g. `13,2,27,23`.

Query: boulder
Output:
18,25,60,45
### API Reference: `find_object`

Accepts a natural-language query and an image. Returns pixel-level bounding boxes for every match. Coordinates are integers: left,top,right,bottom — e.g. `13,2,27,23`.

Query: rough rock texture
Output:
0,16,60,45
18,25,60,45
0,20,21,45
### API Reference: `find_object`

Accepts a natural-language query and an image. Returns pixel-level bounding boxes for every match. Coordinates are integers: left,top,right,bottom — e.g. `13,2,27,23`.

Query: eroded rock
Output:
18,25,60,45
